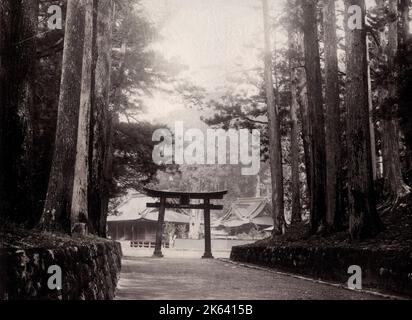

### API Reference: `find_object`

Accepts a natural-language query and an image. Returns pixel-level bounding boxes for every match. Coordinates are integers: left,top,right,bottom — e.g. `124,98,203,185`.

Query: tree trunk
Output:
344,0,383,240
323,0,343,230
302,0,327,234
288,30,302,225
39,0,85,233
105,32,127,232
0,0,11,220
262,0,285,235
296,44,312,202
399,0,410,47
71,0,95,235
399,0,412,181
381,0,411,199
0,0,37,225
398,0,412,162
366,39,378,181
101,98,114,237
89,0,113,237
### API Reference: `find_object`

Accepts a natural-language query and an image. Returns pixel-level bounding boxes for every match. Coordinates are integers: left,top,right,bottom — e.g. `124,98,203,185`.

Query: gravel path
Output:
115,251,388,300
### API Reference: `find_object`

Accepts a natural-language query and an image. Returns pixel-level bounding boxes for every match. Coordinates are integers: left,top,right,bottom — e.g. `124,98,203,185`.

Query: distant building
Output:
107,193,190,242
212,197,273,237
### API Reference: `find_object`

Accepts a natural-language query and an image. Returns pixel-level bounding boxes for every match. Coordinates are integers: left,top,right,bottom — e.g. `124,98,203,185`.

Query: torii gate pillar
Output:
144,188,228,259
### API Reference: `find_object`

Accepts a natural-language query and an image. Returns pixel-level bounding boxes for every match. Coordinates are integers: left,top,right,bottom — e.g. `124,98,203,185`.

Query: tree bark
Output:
0,0,11,220
323,0,343,230
380,0,411,199
89,0,113,237
262,0,285,235
288,30,302,225
344,0,383,240
302,0,327,234
396,0,411,184
0,0,37,225
39,0,85,233
71,0,95,235
366,39,378,181
296,34,312,202
399,0,412,181
399,0,410,45
398,0,412,160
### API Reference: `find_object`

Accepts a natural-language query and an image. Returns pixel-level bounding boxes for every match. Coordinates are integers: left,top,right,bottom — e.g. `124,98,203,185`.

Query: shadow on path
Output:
115,252,387,300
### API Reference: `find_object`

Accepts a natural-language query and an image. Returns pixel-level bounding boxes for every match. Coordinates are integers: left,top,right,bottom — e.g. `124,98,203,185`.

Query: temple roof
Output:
108,193,190,224
213,197,273,228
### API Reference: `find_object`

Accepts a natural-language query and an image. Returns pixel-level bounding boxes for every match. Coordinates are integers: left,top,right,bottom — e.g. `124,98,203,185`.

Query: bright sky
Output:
139,0,277,127
143,0,265,88
137,0,382,127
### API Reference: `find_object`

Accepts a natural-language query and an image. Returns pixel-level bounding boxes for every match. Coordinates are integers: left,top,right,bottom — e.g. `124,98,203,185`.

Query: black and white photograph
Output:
0,0,412,307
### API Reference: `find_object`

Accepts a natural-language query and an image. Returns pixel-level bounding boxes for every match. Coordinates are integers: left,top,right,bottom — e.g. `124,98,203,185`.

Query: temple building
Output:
107,193,190,242
212,197,273,236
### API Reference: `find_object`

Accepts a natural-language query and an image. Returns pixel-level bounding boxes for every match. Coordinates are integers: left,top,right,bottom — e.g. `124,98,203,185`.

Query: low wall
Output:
231,244,412,297
0,240,122,300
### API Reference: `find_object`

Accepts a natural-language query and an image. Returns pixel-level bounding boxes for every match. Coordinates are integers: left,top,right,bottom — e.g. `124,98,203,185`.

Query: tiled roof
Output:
213,197,273,228
107,193,190,224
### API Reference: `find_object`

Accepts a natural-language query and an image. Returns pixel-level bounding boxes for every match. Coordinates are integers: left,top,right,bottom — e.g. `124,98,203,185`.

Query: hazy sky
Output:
139,0,276,127
138,0,380,127
143,0,266,88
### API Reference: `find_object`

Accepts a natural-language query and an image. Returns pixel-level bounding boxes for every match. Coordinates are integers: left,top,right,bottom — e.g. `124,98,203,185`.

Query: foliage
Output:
30,0,188,210
163,222,176,238
151,164,258,215
111,121,166,197
176,224,188,239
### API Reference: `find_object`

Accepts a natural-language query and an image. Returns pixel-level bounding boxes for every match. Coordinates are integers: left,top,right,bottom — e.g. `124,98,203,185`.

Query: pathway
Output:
115,246,388,300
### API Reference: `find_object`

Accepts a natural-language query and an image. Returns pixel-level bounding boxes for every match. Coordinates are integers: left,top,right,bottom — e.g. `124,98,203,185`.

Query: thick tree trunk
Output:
295,30,312,197
0,0,37,225
288,30,302,225
344,0,383,240
323,0,343,230
71,0,95,235
39,0,85,233
366,40,378,181
398,0,412,160
262,0,285,235
381,0,411,198
105,36,126,222
399,0,410,46
0,0,11,219
398,0,412,162
296,56,312,202
89,0,113,237
399,0,412,181
302,0,327,234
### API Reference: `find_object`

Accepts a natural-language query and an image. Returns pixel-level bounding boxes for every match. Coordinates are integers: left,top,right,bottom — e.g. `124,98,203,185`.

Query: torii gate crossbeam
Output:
144,188,228,259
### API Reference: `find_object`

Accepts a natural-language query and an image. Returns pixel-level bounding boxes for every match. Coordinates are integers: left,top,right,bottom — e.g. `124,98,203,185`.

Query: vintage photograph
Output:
0,0,411,303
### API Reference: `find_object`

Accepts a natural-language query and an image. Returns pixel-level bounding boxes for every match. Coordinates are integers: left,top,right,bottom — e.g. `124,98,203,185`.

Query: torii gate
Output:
144,188,228,259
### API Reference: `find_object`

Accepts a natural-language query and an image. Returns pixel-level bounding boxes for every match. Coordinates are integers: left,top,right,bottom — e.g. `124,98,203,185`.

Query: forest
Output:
0,0,411,248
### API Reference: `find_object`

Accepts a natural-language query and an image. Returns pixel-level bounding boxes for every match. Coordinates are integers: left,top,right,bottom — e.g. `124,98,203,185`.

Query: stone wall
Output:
231,244,412,297
0,240,122,300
